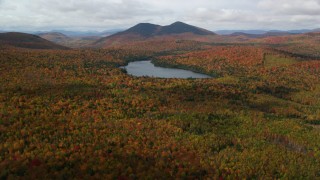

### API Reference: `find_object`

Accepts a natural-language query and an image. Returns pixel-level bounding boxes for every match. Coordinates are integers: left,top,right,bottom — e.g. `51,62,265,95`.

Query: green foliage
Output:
264,54,299,67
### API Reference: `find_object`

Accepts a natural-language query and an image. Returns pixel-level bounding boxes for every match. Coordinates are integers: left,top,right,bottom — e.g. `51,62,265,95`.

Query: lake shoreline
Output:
121,60,212,79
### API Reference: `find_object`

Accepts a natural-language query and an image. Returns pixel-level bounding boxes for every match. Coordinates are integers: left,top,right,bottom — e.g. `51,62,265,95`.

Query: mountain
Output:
312,28,320,32
0,32,69,49
115,21,214,37
65,29,120,37
229,31,294,38
93,21,216,47
286,29,310,34
117,23,161,37
158,21,214,36
264,31,295,36
35,29,120,37
229,32,259,37
215,30,268,35
216,29,320,35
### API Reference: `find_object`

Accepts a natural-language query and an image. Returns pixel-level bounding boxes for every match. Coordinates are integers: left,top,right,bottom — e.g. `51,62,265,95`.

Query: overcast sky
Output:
0,0,319,31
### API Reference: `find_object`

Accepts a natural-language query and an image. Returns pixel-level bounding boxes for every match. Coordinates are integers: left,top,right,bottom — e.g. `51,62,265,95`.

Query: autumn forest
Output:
1,22,320,179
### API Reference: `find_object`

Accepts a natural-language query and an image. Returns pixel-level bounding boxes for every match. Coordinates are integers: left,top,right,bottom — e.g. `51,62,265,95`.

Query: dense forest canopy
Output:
0,30,320,179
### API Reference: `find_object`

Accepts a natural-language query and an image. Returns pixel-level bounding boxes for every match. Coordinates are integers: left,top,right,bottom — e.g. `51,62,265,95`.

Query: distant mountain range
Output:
37,32,72,43
1,27,319,37
37,32,101,48
215,29,320,35
228,31,295,38
1,22,320,49
34,29,121,37
21,29,121,48
0,29,121,37
93,21,216,47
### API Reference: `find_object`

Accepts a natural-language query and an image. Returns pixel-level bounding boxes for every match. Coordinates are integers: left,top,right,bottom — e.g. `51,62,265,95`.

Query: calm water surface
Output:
122,61,211,79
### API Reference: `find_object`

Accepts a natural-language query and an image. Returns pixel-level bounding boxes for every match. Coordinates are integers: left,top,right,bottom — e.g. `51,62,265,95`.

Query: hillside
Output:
93,21,216,47
0,32,69,49
1,43,320,178
251,33,320,58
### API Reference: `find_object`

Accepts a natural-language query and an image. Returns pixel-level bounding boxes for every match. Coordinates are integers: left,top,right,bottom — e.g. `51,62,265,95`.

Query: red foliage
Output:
29,158,42,167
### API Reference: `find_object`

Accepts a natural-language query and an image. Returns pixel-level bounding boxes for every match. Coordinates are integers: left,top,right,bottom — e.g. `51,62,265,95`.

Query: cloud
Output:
258,0,320,15
0,0,170,30
0,0,319,31
253,0,320,29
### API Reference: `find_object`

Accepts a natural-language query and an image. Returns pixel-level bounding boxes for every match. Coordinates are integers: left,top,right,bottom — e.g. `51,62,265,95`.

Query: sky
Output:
0,0,320,31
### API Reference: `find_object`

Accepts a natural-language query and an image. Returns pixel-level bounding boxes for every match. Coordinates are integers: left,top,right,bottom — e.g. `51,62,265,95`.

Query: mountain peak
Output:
93,22,216,47
113,21,215,38
171,21,186,25
121,23,160,37
159,21,215,36
135,22,158,26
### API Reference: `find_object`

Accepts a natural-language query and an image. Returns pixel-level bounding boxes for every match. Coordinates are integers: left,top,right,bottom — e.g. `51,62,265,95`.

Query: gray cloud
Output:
0,0,319,31
258,0,320,15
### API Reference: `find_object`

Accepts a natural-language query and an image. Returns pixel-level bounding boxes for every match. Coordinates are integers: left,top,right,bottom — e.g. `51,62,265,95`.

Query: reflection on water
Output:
122,61,211,79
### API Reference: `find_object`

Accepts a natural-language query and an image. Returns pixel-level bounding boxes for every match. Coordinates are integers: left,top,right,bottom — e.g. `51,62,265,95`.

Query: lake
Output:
122,60,211,79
